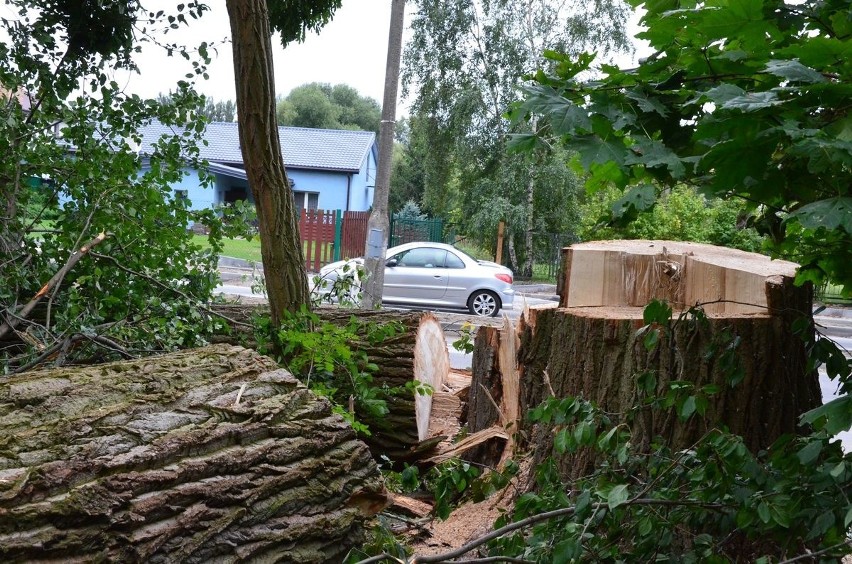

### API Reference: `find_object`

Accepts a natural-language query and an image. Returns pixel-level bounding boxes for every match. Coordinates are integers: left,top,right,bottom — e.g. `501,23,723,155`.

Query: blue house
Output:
137,121,378,213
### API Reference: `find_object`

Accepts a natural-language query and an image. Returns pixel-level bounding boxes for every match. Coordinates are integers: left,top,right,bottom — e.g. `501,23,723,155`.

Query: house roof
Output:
137,120,376,173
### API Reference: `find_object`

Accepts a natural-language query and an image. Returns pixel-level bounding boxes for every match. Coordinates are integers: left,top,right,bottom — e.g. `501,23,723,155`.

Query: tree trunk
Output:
0,344,384,563
519,240,820,480
465,318,520,468
210,305,450,460
362,0,406,309
520,305,820,478
506,227,519,274
226,0,309,328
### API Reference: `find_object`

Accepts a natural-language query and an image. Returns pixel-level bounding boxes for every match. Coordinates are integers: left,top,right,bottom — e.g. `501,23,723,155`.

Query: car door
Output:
383,247,449,303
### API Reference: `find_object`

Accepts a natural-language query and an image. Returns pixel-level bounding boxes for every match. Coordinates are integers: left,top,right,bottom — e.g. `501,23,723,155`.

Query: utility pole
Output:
362,0,405,309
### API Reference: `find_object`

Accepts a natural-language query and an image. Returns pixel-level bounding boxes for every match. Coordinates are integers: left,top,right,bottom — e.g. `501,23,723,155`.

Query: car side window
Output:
395,248,446,268
445,251,465,269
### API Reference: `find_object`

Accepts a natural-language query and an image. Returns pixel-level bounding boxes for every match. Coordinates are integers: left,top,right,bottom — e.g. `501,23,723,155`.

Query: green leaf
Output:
625,138,686,178
554,428,573,453
721,91,783,111
702,84,747,104
643,299,672,325
572,134,628,168
807,510,836,540
643,327,660,351
764,59,826,84
553,538,581,564
625,88,669,116
796,440,823,466
679,395,697,420
507,133,547,153
769,503,791,528
637,371,657,394
611,184,657,222
607,484,629,509
800,396,852,435
787,197,852,234
757,501,771,524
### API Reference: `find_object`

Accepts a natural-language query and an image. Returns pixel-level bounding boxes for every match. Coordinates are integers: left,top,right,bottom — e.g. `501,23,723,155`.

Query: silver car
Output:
316,242,514,317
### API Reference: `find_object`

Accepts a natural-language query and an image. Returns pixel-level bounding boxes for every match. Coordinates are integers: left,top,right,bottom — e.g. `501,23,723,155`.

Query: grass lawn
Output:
192,235,332,267
193,235,263,263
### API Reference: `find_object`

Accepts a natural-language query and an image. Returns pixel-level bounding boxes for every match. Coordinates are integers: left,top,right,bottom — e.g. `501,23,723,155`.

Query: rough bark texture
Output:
514,241,821,481
519,305,821,480
226,0,310,327
465,326,504,467
0,344,383,563
210,305,449,460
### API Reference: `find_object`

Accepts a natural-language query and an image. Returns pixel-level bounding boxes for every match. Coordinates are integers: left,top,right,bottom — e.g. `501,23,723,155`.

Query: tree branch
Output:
0,232,107,341
89,251,252,329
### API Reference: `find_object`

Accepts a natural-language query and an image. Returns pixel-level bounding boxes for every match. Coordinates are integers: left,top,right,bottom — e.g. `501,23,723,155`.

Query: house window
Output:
293,192,319,211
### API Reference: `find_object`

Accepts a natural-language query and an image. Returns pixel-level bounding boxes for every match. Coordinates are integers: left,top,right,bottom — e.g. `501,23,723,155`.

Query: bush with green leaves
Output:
0,2,245,372
579,185,764,253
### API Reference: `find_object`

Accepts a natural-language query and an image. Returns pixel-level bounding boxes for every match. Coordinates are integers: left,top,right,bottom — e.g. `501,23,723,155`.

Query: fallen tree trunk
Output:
211,305,449,460
518,241,820,480
0,344,384,563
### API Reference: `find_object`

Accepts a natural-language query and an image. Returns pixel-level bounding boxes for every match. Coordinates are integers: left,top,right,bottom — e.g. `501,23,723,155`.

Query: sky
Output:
121,1,650,110
123,0,397,104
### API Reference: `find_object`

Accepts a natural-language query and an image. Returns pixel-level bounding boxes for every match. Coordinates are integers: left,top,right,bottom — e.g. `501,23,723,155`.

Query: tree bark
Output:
226,0,309,329
519,305,820,478
518,240,820,480
0,344,384,563
210,305,450,460
362,0,406,309
465,317,520,468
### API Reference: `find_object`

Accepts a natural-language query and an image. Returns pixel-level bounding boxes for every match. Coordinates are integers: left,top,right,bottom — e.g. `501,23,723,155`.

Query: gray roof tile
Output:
138,120,375,172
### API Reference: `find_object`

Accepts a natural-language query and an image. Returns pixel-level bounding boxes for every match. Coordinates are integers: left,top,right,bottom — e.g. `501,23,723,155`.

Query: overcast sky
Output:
122,0,397,105
112,1,648,110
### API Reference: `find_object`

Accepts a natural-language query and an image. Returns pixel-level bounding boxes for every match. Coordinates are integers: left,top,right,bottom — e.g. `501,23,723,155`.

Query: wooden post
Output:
333,209,342,261
496,220,505,264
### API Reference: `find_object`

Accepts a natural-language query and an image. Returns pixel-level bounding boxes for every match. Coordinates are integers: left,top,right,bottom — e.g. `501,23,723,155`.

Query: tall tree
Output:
362,0,406,309
226,0,343,328
156,93,236,122
275,82,381,132
403,0,630,275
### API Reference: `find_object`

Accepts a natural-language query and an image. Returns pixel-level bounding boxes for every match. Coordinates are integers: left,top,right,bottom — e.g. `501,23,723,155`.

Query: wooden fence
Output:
339,211,369,260
297,210,369,272
298,209,336,273
297,209,444,272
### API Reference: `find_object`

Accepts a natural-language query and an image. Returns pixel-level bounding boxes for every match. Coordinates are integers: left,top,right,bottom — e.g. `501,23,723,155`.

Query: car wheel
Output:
468,290,500,317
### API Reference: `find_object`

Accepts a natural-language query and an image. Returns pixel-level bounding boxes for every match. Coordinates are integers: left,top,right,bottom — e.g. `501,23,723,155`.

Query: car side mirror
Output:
386,258,398,267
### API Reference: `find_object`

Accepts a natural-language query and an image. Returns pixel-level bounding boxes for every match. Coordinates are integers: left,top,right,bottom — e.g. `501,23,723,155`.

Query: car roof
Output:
387,241,463,255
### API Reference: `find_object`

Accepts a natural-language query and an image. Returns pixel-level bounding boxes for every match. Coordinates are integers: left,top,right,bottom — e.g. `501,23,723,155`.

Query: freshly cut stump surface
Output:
0,344,383,563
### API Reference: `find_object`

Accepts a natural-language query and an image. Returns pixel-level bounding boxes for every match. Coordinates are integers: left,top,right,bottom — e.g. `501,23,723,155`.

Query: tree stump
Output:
465,317,519,468
520,240,820,479
0,344,384,563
